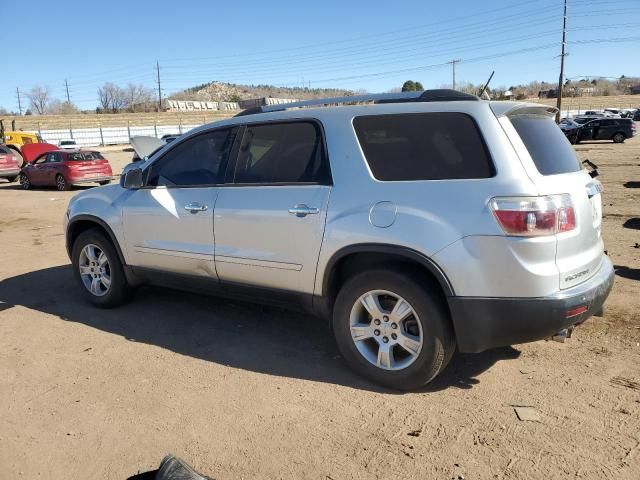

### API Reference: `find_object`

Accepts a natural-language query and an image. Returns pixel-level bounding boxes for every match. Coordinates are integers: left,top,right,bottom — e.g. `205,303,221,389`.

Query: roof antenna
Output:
478,71,495,99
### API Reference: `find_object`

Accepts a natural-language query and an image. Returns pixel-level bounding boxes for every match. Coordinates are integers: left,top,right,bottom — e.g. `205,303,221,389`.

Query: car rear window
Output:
510,116,580,176
353,112,494,181
67,152,104,161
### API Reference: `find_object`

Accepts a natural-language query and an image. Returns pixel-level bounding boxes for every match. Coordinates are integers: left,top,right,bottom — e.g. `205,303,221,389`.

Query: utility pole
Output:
64,79,71,103
156,60,162,112
448,59,461,90
556,0,568,123
16,87,23,115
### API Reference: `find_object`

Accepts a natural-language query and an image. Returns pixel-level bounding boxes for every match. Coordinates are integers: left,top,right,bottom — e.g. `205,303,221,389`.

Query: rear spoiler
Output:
490,102,558,118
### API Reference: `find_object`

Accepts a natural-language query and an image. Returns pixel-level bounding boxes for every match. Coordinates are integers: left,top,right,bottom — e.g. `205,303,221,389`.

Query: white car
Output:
58,140,79,150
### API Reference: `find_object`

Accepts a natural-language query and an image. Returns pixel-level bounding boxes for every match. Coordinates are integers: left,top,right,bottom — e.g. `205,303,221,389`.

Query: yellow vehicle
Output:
1,131,43,166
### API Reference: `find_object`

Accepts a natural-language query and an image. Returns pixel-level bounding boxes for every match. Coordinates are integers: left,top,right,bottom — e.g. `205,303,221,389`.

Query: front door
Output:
121,127,238,278
28,154,49,185
214,121,332,294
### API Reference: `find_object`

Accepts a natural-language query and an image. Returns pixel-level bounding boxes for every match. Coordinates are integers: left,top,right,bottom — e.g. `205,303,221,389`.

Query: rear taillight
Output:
490,194,576,236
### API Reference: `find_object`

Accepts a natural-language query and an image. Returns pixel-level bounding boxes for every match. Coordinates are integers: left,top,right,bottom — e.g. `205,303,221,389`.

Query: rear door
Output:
44,152,63,184
214,120,332,294
598,119,616,140
506,113,604,290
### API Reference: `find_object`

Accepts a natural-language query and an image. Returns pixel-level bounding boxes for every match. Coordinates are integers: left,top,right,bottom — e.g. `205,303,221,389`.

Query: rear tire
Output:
71,229,131,308
98,180,110,186
56,174,70,191
6,175,18,183
612,132,625,143
333,269,455,390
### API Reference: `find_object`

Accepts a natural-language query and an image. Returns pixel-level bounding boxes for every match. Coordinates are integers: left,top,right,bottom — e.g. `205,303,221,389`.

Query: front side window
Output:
234,121,330,184
46,153,61,163
146,128,236,187
353,112,494,181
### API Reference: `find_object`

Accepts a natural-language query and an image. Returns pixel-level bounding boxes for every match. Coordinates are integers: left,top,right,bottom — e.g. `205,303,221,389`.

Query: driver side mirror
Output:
121,168,144,189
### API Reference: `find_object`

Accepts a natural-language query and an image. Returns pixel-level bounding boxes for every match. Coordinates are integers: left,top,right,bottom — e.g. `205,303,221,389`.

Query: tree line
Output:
4,83,157,116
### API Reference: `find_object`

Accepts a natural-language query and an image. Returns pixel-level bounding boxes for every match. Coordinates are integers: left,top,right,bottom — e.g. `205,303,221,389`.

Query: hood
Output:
130,136,165,160
21,143,58,163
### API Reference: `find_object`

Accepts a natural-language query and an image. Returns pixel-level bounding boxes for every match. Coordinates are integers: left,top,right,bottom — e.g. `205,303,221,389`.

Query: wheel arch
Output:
66,215,126,266
321,244,455,308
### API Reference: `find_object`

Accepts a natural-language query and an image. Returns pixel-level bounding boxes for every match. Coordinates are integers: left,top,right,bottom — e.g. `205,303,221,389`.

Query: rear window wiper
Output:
582,159,599,178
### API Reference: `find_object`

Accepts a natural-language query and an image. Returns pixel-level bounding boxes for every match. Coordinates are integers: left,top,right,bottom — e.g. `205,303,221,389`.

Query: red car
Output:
20,143,113,191
0,144,21,182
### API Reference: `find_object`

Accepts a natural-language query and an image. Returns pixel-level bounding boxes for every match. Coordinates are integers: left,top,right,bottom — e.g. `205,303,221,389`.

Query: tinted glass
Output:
0,145,10,154
68,152,104,161
147,129,235,187
510,116,580,175
353,113,493,181
234,122,330,184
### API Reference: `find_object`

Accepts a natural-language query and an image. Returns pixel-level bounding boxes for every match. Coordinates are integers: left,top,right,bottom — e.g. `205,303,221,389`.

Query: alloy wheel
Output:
20,174,30,189
56,175,67,191
349,290,423,371
78,244,111,297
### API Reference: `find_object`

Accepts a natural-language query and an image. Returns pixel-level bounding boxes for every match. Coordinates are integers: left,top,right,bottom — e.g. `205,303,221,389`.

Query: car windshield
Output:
67,152,104,161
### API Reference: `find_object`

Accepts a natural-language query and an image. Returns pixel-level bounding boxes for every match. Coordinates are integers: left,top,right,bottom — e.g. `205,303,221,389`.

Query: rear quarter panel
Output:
313,103,540,297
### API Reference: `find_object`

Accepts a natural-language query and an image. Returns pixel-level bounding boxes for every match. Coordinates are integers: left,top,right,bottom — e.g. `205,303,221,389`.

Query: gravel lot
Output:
1,135,639,479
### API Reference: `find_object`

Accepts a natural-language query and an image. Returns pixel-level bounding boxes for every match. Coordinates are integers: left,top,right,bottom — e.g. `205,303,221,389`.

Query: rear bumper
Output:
69,176,112,185
448,256,615,353
0,168,20,178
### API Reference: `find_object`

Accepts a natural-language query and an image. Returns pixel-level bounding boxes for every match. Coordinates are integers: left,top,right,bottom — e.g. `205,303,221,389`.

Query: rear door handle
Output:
288,204,319,217
184,202,208,213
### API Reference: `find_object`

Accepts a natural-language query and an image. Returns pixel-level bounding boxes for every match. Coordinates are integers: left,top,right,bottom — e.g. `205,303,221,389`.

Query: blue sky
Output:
0,0,638,111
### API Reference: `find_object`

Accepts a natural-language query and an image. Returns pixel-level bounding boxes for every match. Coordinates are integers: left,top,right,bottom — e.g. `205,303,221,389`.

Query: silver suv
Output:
64,90,614,390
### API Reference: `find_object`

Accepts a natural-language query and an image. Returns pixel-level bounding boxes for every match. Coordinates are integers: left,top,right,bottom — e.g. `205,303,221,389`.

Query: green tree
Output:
401,80,416,92
414,81,424,91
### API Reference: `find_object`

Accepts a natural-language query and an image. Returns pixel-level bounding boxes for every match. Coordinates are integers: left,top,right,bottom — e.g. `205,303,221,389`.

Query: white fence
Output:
38,123,203,147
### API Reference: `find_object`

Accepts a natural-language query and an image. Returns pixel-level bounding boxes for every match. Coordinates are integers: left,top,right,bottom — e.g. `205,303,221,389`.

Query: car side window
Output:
234,121,331,185
33,154,48,165
46,153,61,163
146,128,236,187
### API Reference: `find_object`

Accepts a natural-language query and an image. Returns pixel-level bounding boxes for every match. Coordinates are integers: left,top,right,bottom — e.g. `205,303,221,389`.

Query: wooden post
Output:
99,124,104,146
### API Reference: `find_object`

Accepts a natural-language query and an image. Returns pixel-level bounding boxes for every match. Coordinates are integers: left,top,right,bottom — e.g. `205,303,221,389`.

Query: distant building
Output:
237,97,300,110
165,100,240,112
630,85,640,95
503,90,514,99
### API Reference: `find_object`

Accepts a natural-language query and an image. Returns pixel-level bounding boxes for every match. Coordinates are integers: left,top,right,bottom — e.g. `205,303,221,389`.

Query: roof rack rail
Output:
234,89,479,117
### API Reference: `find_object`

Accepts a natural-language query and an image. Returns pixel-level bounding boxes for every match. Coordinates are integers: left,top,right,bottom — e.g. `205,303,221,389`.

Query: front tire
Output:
56,174,70,191
19,173,31,190
333,269,455,390
71,229,131,308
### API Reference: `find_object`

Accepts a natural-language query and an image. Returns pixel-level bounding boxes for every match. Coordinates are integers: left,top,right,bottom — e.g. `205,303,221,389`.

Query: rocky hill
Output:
169,81,354,102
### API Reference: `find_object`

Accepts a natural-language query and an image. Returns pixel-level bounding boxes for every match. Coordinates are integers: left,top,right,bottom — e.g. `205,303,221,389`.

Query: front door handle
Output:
184,202,208,213
288,204,319,217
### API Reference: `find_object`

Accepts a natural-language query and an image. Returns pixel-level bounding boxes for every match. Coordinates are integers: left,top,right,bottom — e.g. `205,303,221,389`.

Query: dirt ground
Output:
1,135,639,480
